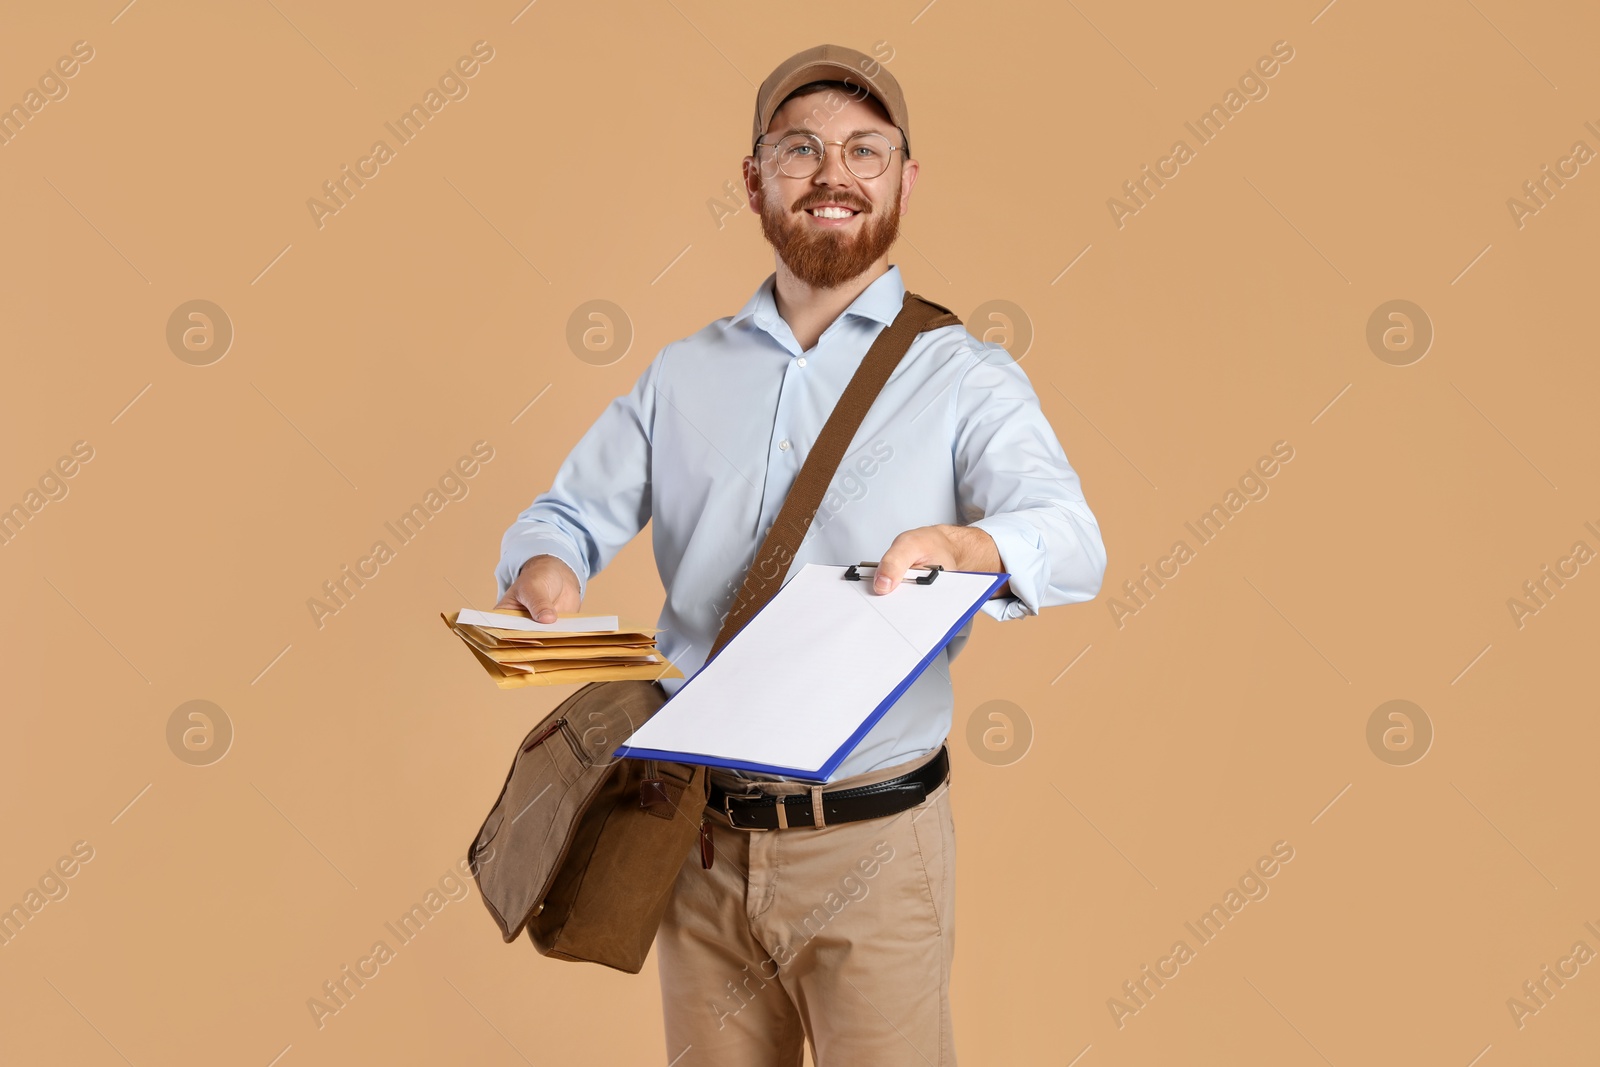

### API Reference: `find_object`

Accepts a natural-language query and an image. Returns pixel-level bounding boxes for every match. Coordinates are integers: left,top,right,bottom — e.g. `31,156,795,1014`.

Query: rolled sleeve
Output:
969,512,1048,620
952,348,1107,621
493,351,662,602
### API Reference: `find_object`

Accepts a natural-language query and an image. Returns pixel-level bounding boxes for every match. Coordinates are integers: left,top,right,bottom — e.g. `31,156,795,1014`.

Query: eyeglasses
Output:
753,131,902,180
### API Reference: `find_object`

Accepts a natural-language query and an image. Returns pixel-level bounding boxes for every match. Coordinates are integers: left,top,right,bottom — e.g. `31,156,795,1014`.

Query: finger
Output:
873,537,920,594
535,574,570,623
525,589,558,624
501,584,558,623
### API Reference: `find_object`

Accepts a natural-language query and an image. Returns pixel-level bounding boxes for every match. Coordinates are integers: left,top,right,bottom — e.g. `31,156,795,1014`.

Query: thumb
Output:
496,583,558,624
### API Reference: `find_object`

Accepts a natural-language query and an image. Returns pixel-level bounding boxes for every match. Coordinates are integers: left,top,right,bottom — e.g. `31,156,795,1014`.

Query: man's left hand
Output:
873,524,1012,597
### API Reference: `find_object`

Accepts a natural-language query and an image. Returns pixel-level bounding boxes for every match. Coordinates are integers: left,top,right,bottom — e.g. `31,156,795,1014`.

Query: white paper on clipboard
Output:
614,562,1007,781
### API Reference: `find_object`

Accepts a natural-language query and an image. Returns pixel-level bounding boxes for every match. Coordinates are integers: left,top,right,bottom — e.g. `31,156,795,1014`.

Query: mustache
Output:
793,194,871,214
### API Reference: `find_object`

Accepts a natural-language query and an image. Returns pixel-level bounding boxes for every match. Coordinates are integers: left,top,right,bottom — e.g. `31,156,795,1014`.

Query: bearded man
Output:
493,43,1107,1067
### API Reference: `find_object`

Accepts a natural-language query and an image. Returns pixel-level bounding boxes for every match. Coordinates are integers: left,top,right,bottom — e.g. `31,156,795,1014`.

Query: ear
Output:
742,156,765,212
897,158,919,215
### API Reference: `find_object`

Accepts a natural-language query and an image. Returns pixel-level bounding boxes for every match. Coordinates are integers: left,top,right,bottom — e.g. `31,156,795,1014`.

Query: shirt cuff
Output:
495,531,590,603
967,514,1045,622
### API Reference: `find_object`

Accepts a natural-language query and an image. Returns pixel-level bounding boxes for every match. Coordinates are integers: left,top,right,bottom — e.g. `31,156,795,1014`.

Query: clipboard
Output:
614,561,1008,782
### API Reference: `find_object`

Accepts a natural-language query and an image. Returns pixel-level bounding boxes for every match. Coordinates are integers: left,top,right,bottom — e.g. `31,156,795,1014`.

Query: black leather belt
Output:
709,745,949,830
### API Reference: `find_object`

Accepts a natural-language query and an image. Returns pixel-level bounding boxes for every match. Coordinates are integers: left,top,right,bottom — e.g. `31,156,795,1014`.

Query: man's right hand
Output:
495,555,582,623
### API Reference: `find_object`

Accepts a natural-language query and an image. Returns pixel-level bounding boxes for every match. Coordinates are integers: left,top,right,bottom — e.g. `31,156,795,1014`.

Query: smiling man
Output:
494,43,1106,1066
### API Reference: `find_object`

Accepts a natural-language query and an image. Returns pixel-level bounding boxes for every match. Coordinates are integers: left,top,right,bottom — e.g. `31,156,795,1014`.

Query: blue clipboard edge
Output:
613,565,1010,782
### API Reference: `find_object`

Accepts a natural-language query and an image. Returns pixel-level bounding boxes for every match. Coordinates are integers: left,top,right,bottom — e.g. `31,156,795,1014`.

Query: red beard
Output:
757,180,902,289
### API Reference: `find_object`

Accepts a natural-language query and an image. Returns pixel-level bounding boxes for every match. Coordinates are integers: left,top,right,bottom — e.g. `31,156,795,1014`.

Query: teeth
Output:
809,206,857,219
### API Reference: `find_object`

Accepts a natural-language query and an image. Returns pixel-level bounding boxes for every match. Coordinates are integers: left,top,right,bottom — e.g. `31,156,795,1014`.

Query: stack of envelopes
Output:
441,608,682,688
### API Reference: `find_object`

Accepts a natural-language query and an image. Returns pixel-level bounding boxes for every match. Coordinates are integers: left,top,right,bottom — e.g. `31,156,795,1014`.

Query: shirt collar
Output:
729,264,906,337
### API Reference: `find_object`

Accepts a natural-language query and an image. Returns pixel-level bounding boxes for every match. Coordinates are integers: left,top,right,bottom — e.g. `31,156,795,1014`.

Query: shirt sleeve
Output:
494,350,662,602
951,347,1108,621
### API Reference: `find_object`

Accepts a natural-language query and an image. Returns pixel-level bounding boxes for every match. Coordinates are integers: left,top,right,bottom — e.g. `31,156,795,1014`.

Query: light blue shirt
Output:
495,264,1107,782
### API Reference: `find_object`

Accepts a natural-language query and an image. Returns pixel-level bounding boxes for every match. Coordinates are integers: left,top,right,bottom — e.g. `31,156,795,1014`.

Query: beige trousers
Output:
656,748,957,1067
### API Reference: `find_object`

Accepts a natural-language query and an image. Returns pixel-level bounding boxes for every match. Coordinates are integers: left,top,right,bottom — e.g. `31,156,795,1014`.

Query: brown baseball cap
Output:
752,44,910,158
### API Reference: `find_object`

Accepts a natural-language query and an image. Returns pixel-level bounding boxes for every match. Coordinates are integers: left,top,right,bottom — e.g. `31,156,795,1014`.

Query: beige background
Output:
2,0,1596,1064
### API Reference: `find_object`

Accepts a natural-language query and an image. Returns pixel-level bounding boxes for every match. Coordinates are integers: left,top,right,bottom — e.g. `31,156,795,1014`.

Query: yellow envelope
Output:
441,612,683,689
498,656,662,673
481,643,658,663
459,628,659,650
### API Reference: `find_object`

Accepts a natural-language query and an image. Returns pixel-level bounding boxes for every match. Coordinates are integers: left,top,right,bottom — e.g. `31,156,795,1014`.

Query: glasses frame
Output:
752,131,905,181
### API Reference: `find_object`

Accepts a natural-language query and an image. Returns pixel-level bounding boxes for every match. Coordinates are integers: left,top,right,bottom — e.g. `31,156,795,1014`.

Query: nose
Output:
812,141,855,186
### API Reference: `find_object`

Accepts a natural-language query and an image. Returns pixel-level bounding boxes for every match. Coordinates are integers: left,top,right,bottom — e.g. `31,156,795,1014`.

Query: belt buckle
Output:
721,788,772,831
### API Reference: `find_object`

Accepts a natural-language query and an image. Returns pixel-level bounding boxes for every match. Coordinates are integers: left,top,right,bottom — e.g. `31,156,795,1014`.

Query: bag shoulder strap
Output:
708,290,962,658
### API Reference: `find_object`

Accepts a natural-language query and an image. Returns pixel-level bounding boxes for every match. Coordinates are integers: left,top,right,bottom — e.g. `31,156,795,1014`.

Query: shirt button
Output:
778,439,790,451
796,357,807,367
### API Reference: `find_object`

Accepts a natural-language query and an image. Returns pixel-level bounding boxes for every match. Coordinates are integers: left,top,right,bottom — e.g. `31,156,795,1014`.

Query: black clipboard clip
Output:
842,561,942,585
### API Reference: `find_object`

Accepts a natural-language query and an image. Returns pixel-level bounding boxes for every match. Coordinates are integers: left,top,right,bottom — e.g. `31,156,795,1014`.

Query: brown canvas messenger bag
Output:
468,291,962,973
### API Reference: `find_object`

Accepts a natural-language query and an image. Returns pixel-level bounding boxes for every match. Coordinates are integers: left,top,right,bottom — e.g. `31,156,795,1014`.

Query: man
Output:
494,43,1106,1067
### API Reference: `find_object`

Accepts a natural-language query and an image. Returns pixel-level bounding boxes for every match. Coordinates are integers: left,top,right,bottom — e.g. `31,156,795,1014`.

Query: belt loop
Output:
775,796,789,830
810,784,826,828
